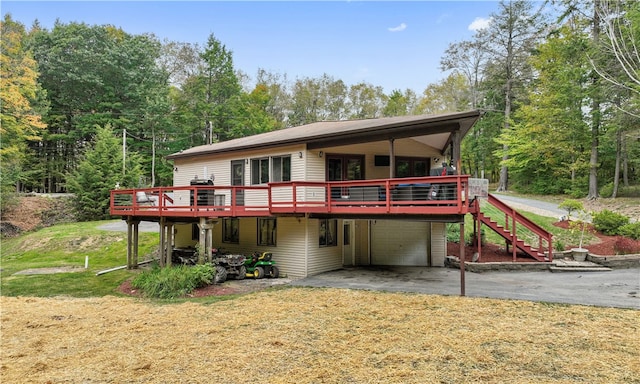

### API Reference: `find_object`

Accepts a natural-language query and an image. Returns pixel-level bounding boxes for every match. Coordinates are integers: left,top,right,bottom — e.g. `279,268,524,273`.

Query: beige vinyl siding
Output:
304,150,326,181
430,222,446,267
172,145,307,208
209,217,308,279
306,218,343,276
174,223,196,248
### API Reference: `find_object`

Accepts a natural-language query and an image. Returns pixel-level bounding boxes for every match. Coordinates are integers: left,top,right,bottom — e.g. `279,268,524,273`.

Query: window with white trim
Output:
251,156,291,185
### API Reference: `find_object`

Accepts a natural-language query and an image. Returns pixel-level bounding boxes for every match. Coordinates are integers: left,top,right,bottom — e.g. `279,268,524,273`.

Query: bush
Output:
592,210,629,236
613,237,640,255
554,239,565,252
446,223,460,243
558,199,584,219
599,182,614,198
619,222,640,240
131,264,215,299
599,183,640,198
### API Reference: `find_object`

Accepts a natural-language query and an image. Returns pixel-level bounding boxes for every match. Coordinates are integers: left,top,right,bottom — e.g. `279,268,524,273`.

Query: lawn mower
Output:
244,251,279,279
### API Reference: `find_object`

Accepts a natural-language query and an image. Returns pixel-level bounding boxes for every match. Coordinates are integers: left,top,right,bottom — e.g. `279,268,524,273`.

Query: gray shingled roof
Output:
167,110,482,160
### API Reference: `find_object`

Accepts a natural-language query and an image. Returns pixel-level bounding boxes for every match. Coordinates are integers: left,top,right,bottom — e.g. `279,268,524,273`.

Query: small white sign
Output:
468,178,489,199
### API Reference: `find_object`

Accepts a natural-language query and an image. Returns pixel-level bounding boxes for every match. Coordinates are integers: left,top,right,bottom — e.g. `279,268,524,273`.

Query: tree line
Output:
1,0,639,218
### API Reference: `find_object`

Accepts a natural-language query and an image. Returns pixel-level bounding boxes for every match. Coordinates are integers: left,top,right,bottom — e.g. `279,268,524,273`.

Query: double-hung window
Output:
251,155,291,185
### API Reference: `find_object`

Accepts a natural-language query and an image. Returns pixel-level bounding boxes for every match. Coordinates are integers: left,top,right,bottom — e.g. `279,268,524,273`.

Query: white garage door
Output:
371,220,428,266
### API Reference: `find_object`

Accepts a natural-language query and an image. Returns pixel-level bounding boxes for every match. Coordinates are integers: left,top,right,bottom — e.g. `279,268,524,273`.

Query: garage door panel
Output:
371,221,428,266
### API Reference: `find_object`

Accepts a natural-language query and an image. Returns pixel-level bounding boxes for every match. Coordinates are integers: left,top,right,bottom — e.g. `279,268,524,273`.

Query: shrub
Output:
447,223,460,243
554,239,565,252
599,182,614,198
558,199,584,219
592,210,629,236
619,222,640,240
613,237,640,255
132,264,215,299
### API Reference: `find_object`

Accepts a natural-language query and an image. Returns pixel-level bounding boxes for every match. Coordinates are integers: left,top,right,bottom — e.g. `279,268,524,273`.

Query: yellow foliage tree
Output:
0,15,46,200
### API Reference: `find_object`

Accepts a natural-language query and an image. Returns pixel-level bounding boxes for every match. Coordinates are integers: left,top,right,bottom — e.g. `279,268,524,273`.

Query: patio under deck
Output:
110,175,473,222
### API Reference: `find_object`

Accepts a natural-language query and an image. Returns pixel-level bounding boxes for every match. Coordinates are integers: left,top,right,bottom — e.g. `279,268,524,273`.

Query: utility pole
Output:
151,127,156,187
122,129,126,175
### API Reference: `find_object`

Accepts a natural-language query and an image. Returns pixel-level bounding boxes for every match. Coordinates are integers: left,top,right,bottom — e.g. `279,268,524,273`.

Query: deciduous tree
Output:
0,15,47,205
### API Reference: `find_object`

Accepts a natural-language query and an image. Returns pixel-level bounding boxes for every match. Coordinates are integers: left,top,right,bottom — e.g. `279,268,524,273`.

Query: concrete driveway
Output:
290,266,640,309
99,220,159,232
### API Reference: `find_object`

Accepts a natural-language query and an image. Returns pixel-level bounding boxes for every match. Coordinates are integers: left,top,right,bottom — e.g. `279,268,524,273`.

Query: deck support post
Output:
126,217,140,269
166,221,173,267
459,221,465,296
197,218,214,264
389,138,395,178
158,218,174,267
159,217,166,267
451,130,461,172
476,220,482,262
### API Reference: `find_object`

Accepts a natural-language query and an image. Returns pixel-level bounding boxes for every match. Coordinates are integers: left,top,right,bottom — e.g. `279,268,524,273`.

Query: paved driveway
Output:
290,266,640,309
99,220,159,232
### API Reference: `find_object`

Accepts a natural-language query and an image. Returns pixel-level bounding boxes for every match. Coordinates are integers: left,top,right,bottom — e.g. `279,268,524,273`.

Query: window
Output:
222,218,239,244
251,158,269,185
395,157,428,177
319,219,338,247
251,156,291,185
192,223,199,240
326,155,364,181
257,218,277,246
272,155,291,182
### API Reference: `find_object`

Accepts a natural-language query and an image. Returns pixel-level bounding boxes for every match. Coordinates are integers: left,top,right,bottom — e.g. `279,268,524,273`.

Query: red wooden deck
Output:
110,175,472,220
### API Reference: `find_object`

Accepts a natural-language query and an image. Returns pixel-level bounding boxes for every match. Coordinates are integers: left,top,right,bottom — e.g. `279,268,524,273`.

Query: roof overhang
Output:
167,110,483,161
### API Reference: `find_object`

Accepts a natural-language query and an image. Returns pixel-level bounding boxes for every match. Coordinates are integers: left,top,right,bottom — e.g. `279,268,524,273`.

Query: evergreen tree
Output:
66,125,142,221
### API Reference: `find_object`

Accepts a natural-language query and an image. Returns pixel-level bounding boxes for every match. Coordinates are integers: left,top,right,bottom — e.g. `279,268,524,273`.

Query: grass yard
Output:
2,289,638,383
0,220,159,297
2,207,639,383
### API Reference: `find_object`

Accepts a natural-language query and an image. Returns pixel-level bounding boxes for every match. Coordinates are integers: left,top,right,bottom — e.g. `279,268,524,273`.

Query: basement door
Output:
370,220,429,266
342,220,355,266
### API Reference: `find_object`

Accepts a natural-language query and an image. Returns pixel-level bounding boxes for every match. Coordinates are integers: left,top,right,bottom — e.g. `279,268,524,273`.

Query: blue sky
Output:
3,1,499,93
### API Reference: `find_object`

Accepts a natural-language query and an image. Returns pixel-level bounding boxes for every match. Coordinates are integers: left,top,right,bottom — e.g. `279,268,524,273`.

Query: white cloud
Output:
388,23,407,32
468,17,492,31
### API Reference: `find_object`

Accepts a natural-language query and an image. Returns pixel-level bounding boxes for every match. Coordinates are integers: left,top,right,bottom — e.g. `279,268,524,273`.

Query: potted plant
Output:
559,199,589,261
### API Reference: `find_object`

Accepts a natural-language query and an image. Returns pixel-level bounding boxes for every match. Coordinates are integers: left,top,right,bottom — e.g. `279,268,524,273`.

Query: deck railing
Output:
110,175,471,218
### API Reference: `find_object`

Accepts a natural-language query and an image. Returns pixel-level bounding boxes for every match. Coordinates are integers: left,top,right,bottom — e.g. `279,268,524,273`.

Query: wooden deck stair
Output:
470,194,553,262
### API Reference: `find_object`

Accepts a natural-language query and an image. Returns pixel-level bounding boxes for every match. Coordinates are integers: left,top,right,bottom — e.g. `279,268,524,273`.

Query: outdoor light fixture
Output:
173,167,178,172
298,151,303,159
319,151,324,158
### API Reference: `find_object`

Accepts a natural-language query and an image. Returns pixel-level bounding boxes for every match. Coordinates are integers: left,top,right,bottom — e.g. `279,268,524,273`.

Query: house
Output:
110,110,553,278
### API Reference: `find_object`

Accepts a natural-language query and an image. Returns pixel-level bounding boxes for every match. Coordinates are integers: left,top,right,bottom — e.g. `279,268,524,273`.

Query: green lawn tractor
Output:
244,251,279,279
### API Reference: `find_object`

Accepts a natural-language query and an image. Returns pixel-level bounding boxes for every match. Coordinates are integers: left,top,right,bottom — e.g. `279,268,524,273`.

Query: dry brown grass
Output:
2,288,639,383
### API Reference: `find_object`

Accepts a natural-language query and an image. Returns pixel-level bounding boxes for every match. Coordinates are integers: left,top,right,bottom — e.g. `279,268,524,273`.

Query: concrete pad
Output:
291,266,640,309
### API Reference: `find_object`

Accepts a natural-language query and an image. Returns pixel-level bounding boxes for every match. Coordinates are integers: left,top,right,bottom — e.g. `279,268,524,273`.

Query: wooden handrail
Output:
111,176,472,218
